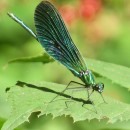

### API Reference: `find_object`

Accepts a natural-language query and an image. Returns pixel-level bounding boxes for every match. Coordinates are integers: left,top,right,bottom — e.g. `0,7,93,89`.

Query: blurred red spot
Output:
59,5,76,25
79,0,102,21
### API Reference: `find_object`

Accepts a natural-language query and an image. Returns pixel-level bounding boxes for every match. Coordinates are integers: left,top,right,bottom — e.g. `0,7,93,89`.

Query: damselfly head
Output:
93,83,104,93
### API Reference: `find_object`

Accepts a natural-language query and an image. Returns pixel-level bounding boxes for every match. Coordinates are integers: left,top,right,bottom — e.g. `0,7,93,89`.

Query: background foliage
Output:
0,0,130,130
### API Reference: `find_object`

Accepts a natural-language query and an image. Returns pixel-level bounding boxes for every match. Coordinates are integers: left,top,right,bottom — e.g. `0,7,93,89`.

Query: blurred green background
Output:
0,0,130,129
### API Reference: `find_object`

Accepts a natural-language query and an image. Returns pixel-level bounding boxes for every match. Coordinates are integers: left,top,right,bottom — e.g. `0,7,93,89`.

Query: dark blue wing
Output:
34,1,87,76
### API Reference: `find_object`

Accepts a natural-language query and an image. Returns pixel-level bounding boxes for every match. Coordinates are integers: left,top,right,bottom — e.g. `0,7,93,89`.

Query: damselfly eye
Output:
98,83,104,93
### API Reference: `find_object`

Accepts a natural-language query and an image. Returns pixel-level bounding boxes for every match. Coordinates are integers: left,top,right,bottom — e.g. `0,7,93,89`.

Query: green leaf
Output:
7,53,130,89
8,53,130,88
3,54,130,129
86,58,130,89
2,81,130,130
7,53,54,64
